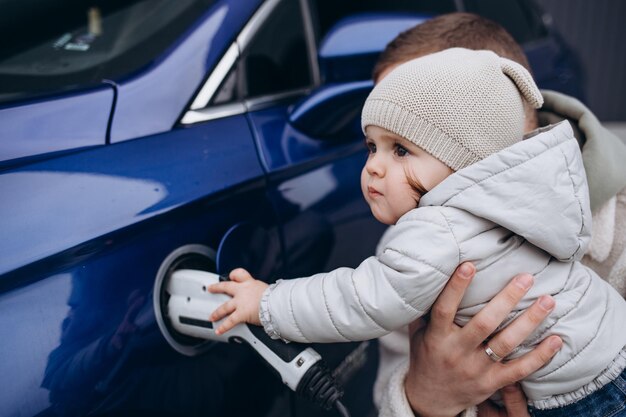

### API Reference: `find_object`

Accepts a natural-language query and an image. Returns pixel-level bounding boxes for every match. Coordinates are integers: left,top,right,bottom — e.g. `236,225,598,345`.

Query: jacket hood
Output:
540,90,626,212
420,121,591,262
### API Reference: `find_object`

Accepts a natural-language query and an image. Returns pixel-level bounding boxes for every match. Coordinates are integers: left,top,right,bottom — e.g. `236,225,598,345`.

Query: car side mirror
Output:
288,80,372,139
288,13,432,138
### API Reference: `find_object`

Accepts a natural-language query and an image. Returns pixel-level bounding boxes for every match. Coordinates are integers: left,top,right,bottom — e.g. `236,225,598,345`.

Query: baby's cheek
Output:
394,195,418,220
360,169,369,197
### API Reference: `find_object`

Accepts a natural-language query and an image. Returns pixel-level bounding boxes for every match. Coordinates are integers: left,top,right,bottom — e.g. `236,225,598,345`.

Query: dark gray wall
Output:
537,0,626,121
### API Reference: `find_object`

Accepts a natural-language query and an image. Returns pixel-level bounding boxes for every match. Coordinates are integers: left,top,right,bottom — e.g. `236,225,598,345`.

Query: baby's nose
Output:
365,155,385,177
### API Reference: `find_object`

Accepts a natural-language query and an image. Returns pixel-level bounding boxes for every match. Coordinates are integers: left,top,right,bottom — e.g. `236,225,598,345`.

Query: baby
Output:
209,48,626,415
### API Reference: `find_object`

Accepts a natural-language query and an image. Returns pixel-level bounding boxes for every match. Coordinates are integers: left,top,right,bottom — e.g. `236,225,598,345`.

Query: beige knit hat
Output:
361,47,543,171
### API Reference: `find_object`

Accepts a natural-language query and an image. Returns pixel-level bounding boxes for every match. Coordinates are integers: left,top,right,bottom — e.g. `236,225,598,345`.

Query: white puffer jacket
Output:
259,121,626,406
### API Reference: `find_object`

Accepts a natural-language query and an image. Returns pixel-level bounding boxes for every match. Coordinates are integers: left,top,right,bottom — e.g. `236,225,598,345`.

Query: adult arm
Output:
381,262,562,417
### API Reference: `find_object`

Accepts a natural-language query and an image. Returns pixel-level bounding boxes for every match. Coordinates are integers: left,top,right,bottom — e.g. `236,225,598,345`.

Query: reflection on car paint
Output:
0,273,72,415
279,165,338,210
0,172,166,275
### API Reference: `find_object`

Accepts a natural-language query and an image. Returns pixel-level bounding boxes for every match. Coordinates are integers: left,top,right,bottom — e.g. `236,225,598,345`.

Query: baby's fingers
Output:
210,300,236,322
207,281,238,296
229,268,254,282
215,312,244,335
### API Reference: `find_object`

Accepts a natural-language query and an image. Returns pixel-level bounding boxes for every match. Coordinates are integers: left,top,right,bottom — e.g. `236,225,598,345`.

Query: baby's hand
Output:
208,268,268,335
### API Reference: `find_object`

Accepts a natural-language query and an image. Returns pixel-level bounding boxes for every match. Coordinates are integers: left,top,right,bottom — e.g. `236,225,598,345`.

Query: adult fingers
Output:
495,335,562,387
210,300,236,322
429,262,475,337
229,268,253,282
408,317,427,337
477,401,505,417
461,273,533,348
501,384,531,417
486,295,555,360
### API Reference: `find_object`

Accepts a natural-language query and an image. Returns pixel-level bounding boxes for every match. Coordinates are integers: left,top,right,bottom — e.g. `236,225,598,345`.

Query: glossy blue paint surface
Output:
247,102,387,268
0,115,261,280
0,111,281,416
320,13,431,57
319,14,431,82
0,86,113,163
0,272,72,416
0,187,285,416
249,103,366,173
109,1,261,143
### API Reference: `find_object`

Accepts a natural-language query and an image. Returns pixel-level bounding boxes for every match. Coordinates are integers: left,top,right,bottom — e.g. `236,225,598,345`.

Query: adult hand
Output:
477,384,530,417
404,262,562,417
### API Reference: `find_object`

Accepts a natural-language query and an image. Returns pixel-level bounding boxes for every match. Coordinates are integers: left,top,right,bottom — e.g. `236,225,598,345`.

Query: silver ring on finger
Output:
484,345,504,362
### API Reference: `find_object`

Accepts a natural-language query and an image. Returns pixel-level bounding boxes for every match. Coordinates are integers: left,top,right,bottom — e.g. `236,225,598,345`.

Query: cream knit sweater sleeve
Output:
378,359,477,417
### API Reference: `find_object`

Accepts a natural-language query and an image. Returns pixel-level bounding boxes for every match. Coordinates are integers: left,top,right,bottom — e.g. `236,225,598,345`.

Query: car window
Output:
463,0,547,44
0,0,215,105
212,0,313,105
213,0,460,105
212,66,240,105
241,0,313,99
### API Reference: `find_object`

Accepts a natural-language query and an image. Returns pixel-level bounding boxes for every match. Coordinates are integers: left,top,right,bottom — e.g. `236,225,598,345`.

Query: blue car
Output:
0,1,582,416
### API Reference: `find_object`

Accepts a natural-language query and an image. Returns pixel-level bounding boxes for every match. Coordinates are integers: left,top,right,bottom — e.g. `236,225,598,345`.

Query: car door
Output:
0,112,295,417
183,1,388,416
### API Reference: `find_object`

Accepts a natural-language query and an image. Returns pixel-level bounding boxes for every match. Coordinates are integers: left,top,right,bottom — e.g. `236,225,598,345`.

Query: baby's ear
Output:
500,57,544,109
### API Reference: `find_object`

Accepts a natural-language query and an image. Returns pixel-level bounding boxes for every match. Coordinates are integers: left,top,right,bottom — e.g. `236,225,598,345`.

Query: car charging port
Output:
153,244,217,356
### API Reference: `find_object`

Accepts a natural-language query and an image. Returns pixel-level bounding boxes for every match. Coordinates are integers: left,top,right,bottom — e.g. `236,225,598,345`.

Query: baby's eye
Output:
366,141,377,154
394,144,408,157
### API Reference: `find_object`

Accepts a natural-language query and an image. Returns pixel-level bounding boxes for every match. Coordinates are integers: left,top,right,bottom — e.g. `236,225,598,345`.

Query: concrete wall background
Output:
537,0,626,122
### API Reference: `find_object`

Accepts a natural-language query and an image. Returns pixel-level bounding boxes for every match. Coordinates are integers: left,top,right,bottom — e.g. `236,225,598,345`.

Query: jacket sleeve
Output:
259,208,461,343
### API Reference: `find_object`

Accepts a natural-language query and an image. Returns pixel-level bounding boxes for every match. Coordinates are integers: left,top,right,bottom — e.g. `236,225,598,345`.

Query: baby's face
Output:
361,126,453,225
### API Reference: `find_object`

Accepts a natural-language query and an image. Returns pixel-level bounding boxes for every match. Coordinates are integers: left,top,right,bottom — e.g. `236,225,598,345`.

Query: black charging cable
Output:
335,400,351,417
296,362,351,417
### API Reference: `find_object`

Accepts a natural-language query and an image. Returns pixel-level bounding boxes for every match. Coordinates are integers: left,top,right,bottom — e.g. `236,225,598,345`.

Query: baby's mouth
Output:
367,186,382,197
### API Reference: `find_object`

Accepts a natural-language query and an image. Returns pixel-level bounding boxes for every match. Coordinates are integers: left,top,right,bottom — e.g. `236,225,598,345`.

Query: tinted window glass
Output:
0,0,214,105
212,67,239,105
463,0,547,44
240,0,312,98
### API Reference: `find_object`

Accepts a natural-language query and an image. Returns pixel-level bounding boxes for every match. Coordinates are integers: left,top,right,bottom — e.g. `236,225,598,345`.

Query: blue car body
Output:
0,0,583,416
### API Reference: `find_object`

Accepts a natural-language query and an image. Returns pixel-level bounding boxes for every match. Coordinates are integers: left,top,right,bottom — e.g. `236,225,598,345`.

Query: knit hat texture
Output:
361,47,543,171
